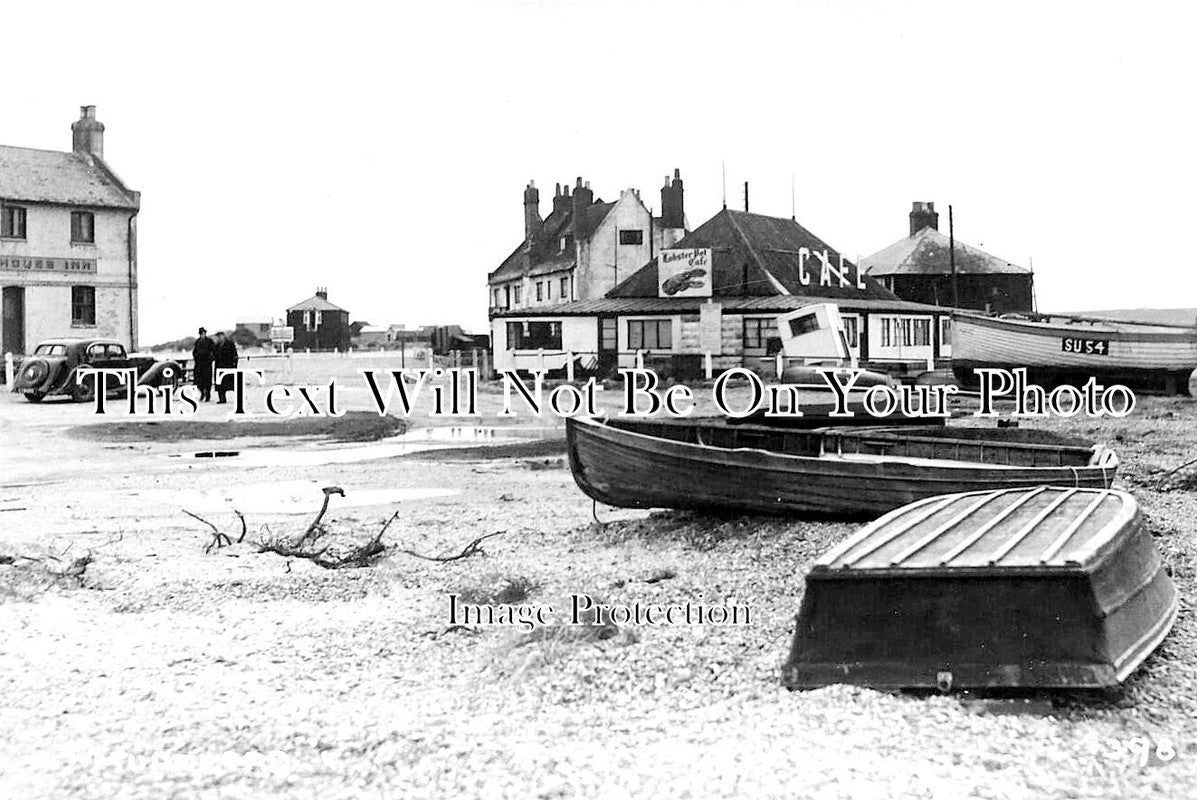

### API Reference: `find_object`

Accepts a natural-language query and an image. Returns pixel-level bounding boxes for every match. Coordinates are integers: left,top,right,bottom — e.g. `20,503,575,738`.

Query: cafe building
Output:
491,204,951,378
1,106,141,356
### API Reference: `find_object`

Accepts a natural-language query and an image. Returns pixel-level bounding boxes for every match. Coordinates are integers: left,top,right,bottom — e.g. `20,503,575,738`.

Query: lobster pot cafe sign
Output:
0,256,97,274
658,248,713,298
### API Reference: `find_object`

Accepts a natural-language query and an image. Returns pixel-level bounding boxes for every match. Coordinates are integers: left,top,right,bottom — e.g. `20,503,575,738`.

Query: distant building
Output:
488,171,688,316
1,106,141,355
285,287,350,350
235,320,272,339
861,202,1034,314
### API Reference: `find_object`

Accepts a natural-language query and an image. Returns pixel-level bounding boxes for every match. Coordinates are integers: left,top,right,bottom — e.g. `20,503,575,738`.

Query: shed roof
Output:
492,293,943,318
0,145,140,209
861,227,1030,277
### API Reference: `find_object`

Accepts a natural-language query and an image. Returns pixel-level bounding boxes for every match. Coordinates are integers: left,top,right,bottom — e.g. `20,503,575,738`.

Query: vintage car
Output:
14,338,182,403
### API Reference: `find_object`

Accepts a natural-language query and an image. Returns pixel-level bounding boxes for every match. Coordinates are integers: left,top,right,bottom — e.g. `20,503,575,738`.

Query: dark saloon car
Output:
14,338,182,403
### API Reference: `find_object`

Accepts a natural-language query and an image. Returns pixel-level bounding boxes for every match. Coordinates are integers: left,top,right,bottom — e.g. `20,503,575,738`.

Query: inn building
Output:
490,195,953,379
1,106,141,356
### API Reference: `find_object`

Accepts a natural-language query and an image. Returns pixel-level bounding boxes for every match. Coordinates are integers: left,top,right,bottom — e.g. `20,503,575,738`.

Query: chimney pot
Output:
909,200,940,236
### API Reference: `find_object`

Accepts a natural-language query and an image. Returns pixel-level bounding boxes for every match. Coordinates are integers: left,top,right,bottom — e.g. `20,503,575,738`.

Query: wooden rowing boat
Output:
566,416,1118,518
782,486,1178,689
951,311,1197,392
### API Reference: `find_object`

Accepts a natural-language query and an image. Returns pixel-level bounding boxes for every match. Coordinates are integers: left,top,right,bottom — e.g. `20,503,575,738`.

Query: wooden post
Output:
4,352,13,389
537,348,545,373
636,350,644,370
482,349,490,379
454,350,461,370
704,352,713,380
775,352,784,379
566,352,575,383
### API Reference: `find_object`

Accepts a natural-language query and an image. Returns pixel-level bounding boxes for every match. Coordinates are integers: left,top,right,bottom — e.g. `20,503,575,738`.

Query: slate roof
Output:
0,145,139,209
492,293,942,318
489,199,614,282
607,209,897,301
861,226,1029,276
287,295,348,313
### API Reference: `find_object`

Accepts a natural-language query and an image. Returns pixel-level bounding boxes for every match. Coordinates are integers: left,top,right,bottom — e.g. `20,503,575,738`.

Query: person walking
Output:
213,331,239,404
192,327,216,402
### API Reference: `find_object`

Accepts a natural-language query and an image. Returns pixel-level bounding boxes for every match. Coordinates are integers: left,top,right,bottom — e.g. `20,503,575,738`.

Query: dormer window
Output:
71,211,95,244
559,235,573,252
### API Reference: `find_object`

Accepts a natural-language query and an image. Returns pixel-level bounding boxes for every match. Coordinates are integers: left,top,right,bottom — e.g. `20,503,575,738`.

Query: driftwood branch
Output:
394,530,507,563
184,509,236,553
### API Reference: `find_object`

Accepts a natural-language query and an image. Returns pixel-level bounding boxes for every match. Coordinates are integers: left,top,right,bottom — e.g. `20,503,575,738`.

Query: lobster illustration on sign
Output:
661,268,707,296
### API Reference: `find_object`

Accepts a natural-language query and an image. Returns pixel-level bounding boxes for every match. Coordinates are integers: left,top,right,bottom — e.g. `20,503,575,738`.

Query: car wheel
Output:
71,374,95,403
23,392,45,403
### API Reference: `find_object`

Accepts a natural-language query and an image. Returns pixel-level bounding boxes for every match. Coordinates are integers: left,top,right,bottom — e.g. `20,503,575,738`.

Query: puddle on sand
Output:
132,480,457,514
174,425,557,468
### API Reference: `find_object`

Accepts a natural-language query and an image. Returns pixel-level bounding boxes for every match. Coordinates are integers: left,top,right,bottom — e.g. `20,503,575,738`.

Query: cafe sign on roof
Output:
0,255,97,274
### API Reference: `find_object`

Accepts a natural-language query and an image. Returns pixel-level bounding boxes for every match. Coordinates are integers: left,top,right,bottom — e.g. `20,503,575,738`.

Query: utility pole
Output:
949,205,959,309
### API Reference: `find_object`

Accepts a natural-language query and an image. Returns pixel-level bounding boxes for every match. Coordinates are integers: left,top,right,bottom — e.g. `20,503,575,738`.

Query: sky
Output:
2,0,1195,345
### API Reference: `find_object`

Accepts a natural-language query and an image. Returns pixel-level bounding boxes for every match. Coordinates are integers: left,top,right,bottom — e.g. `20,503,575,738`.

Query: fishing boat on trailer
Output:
951,311,1197,393
566,416,1118,518
783,486,1178,690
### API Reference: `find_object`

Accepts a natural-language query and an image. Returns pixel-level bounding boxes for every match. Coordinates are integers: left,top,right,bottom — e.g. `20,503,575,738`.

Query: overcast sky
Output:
3,0,1195,344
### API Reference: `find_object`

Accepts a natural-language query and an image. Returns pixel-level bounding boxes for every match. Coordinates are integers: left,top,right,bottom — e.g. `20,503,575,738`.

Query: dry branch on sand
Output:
182,486,509,570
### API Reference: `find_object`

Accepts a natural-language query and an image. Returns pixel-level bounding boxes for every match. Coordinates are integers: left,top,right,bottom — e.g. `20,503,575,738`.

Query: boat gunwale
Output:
579,416,1116,473
951,311,1197,343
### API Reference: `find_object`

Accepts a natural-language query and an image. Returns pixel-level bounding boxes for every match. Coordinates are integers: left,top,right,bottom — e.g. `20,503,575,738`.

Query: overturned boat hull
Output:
566,417,1118,518
783,487,1178,689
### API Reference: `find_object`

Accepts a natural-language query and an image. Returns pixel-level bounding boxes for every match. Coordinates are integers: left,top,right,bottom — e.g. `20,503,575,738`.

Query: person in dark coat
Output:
213,331,239,404
192,327,216,402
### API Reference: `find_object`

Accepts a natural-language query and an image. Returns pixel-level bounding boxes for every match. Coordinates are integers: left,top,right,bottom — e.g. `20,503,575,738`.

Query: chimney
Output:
552,181,572,216
660,168,685,229
316,287,328,300
523,180,542,246
909,201,939,236
71,105,105,159
571,176,594,227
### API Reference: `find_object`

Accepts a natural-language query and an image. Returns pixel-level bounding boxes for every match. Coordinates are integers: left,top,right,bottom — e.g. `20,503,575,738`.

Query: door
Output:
2,286,25,355
597,315,618,377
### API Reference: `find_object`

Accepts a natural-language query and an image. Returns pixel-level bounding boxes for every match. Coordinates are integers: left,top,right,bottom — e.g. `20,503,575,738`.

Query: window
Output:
492,288,501,308
504,286,511,308
788,313,821,337
627,319,672,350
513,285,522,305
842,315,859,348
599,318,617,350
560,276,570,300
71,286,96,325
1,205,26,239
546,281,552,300
743,318,776,350
559,235,573,252
939,316,952,345
619,229,643,245
506,320,562,350
900,317,931,346
880,318,895,348
536,282,544,302
315,310,324,327
71,211,95,244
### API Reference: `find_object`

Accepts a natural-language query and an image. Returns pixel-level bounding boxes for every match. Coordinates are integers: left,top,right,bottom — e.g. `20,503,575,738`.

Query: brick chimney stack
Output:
523,180,542,246
552,182,572,217
571,177,594,226
909,201,939,236
71,105,104,159
316,287,328,300
661,168,685,229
